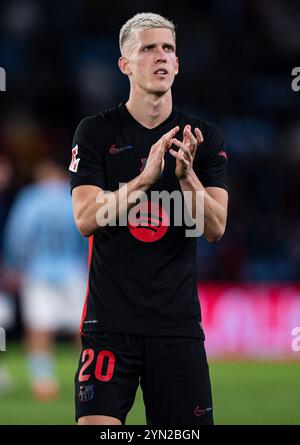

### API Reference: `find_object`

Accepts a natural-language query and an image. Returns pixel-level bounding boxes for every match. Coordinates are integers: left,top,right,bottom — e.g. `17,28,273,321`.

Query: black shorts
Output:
75,332,214,425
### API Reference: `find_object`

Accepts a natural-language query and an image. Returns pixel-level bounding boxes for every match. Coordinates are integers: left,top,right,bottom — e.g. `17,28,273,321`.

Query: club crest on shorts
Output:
78,384,94,402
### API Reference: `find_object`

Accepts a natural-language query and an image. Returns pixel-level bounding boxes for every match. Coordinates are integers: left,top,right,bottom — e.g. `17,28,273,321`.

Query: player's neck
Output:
125,92,173,129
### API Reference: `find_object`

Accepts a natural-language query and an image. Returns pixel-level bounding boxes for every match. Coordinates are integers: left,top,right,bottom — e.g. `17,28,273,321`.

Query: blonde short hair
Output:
119,12,176,55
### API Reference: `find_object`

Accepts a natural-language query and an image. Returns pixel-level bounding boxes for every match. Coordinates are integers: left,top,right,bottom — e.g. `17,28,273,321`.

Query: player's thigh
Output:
78,415,122,425
75,332,142,425
141,336,213,425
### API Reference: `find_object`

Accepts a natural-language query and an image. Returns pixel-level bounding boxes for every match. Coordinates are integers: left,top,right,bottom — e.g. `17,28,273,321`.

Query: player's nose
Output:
155,46,167,62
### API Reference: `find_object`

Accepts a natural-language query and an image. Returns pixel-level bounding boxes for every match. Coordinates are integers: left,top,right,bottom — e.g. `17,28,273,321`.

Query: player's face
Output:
125,28,179,95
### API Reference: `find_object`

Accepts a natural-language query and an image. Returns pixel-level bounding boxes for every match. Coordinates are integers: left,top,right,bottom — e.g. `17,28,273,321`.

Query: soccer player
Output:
70,12,228,425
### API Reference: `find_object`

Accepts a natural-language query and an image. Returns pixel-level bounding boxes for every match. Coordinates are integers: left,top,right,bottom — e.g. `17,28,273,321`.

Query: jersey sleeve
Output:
69,116,106,193
195,123,228,191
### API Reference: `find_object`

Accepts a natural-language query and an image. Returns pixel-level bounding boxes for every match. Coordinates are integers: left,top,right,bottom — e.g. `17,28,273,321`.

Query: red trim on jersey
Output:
79,235,94,333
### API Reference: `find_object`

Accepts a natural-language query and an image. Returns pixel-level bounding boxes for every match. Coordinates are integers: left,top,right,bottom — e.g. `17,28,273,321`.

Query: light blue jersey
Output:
4,180,87,285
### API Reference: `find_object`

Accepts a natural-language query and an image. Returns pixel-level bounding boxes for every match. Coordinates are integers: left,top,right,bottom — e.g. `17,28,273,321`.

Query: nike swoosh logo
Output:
109,144,134,154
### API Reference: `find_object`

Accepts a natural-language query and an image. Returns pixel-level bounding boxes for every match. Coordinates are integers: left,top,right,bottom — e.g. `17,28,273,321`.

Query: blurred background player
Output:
3,158,87,400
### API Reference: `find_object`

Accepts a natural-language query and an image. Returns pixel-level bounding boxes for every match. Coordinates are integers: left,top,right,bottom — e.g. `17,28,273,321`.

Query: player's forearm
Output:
76,174,152,237
179,170,226,242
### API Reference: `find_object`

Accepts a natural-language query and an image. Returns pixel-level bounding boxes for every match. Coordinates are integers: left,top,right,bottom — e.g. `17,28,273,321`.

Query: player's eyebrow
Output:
141,42,175,50
163,42,175,50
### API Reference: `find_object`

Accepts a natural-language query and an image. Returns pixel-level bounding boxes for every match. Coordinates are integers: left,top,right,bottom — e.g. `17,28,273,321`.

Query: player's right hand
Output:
140,126,180,186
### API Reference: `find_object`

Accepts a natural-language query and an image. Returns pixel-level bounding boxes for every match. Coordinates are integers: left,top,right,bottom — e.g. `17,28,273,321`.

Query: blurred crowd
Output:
1,0,300,293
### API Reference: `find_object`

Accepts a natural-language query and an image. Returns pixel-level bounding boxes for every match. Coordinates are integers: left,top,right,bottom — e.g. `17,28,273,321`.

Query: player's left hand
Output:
169,125,203,179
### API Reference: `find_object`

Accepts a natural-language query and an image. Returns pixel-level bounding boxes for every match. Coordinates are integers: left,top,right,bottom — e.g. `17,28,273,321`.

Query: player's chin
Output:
146,82,172,95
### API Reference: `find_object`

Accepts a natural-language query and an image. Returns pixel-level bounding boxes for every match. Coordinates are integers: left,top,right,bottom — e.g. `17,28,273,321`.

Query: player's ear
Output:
118,56,131,76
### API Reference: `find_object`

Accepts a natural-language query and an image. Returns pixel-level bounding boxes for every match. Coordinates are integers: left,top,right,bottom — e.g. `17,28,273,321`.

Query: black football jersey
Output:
69,102,228,339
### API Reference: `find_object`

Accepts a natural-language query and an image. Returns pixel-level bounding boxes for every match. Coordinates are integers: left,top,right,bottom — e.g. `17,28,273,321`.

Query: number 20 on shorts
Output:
78,348,116,382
